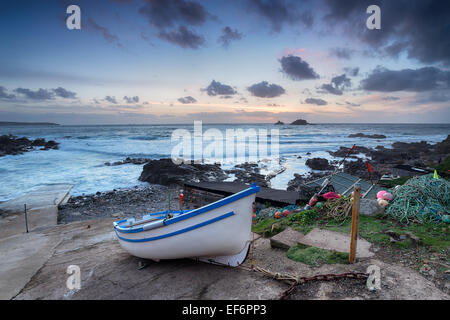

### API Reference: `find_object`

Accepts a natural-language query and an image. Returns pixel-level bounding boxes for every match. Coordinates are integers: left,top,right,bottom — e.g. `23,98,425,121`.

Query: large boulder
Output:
359,199,385,216
305,158,333,170
139,158,228,186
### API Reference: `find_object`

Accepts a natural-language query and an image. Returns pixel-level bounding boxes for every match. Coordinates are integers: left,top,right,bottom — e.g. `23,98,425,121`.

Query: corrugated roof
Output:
303,172,384,199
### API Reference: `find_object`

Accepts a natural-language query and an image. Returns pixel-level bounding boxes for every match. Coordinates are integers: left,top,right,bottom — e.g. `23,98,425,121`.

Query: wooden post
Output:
349,184,361,264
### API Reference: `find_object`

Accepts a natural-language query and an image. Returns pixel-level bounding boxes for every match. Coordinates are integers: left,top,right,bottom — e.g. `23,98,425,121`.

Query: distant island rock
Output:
0,121,59,126
0,134,59,157
348,133,387,139
290,119,309,125
274,121,284,125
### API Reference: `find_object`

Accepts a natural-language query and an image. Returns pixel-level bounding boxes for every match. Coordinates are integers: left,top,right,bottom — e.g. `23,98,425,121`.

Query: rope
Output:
385,173,450,224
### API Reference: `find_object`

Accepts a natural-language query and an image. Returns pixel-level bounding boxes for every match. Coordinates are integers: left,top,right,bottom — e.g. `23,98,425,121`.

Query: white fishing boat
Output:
113,183,260,267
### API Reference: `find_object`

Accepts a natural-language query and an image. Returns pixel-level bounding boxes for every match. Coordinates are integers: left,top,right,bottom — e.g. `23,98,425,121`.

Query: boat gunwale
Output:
113,183,259,234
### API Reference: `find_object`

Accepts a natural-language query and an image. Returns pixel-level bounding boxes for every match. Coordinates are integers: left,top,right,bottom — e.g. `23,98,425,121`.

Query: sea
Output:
0,123,448,201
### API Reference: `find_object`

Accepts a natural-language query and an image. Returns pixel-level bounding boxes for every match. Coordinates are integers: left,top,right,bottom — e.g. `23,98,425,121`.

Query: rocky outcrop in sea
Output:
0,134,59,157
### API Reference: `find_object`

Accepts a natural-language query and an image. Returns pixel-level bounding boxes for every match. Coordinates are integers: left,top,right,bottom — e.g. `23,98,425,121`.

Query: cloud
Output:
158,26,205,49
382,96,400,101
345,101,360,107
319,74,352,95
105,96,118,104
247,0,313,32
361,66,450,92
218,27,243,48
139,0,208,29
202,80,237,96
415,91,450,104
0,86,15,99
344,67,359,77
322,0,450,65
329,47,355,60
178,96,197,104
247,81,285,98
304,98,327,105
86,18,123,48
53,87,77,99
14,88,54,100
279,55,319,80
123,96,139,103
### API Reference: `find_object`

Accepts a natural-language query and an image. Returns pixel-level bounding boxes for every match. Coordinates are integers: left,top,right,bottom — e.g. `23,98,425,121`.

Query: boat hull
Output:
113,184,259,266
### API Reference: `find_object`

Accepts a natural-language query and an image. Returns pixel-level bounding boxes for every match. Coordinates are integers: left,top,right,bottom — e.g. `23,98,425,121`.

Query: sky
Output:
0,0,449,124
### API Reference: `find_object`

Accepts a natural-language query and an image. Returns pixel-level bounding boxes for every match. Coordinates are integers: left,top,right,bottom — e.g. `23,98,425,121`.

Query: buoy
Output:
377,190,386,199
382,192,393,201
282,209,290,217
274,211,282,219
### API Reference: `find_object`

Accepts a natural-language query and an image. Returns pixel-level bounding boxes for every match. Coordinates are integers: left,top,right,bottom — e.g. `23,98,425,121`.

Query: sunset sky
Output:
0,0,449,124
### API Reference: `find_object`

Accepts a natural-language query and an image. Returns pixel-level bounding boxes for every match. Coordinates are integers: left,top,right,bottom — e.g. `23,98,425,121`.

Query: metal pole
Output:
24,203,29,233
349,184,361,264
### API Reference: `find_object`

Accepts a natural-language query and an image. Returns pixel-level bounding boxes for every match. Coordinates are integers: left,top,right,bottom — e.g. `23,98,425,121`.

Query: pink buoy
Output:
377,190,386,199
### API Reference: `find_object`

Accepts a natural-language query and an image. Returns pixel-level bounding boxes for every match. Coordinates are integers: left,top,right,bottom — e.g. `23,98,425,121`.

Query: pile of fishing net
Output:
385,173,450,224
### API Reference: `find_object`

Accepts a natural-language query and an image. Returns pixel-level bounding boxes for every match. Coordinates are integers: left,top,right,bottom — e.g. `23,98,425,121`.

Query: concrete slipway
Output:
0,186,448,300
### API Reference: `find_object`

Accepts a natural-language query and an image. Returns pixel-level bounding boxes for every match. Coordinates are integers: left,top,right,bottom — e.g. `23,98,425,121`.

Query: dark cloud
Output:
361,66,450,92
322,0,450,65
279,55,319,81
202,80,237,96
329,47,355,60
14,88,54,100
382,96,400,101
218,27,243,48
86,18,123,48
158,26,205,49
415,91,450,104
219,95,233,99
247,81,285,98
247,0,313,32
344,67,359,77
139,0,208,29
178,96,197,104
319,74,351,95
53,87,77,99
304,98,327,105
0,86,15,99
105,96,118,104
123,96,139,103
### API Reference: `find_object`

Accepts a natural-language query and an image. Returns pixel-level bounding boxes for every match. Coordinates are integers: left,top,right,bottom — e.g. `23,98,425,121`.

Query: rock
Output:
0,134,59,156
290,119,308,125
348,133,387,139
139,158,227,186
270,227,305,250
274,120,284,125
305,158,333,170
225,162,268,187
404,231,422,245
359,199,384,216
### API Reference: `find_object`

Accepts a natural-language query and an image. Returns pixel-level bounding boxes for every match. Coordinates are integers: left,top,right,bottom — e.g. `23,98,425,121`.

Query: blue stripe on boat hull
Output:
115,211,235,243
